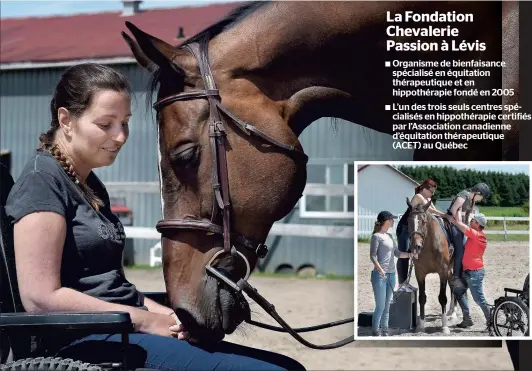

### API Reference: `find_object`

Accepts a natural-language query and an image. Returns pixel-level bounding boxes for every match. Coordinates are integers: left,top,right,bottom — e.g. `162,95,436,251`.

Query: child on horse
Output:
447,183,490,295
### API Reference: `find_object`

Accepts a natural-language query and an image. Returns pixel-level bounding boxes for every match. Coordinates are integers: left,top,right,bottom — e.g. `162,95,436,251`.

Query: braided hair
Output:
38,63,131,211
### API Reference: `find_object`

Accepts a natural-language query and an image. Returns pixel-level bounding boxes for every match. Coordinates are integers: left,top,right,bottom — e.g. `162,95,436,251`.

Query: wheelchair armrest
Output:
143,291,170,307
504,288,522,295
0,311,134,333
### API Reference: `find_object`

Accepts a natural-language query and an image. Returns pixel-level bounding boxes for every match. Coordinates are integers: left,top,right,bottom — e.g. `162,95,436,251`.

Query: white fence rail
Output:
107,181,355,266
357,215,529,240
105,182,355,220
124,224,355,267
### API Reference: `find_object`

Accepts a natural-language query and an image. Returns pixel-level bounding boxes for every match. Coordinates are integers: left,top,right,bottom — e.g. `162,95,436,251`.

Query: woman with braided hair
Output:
5,63,303,371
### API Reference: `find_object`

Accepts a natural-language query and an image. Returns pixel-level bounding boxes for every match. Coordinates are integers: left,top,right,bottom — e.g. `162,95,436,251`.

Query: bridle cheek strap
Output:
156,218,268,258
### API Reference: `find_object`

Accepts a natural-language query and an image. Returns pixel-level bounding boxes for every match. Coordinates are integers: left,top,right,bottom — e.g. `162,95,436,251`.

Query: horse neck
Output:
206,1,501,138
423,214,445,253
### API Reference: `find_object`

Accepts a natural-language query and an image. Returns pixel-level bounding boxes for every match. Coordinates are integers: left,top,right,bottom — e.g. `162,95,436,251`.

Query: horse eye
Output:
169,145,200,169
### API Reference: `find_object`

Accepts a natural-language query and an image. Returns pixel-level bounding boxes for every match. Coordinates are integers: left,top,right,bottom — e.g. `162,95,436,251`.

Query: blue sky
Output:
0,0,239,19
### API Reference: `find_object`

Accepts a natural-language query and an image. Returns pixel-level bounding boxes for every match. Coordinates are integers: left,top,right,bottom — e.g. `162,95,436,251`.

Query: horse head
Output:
122,22,308,344
406,197,431,259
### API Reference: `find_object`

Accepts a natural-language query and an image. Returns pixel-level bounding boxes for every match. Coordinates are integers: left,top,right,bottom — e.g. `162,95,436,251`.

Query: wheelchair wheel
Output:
0,357,103,371
492,296,529,337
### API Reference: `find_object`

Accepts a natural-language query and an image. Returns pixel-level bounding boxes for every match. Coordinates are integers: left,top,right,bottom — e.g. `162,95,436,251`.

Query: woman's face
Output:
62,89,131,171
423,185,436,196
384,218,394,229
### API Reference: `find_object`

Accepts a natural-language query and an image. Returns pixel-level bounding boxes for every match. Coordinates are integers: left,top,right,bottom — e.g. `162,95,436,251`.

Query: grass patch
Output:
489,223,528,230
486,234,529,242
480,206,528,217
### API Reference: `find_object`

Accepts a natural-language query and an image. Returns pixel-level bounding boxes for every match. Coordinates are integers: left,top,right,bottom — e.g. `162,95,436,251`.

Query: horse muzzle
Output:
174,268,250,345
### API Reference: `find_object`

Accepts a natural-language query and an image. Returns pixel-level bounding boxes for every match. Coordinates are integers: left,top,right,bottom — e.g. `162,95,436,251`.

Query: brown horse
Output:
406,198,454,334
121,1,519,343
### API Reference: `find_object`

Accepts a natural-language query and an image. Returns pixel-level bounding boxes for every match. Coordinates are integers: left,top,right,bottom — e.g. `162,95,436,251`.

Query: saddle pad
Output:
434,215,453,248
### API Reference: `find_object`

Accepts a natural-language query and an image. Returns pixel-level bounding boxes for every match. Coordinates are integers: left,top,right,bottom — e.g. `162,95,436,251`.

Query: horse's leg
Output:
448,294,458,319
416,272,427,332
446,271,459,319
446,255,458,319
439,272,450,334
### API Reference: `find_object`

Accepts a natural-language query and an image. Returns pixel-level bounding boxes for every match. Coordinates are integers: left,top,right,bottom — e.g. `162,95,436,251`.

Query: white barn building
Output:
357,165,419,237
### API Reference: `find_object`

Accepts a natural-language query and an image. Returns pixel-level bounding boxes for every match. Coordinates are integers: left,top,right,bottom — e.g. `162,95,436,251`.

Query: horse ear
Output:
406,197,412,209
121,31,156,72
123,21,184,74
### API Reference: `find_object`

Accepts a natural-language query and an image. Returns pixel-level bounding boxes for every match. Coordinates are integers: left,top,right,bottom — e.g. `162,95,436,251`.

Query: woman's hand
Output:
140,312,189,340
169,312,190,340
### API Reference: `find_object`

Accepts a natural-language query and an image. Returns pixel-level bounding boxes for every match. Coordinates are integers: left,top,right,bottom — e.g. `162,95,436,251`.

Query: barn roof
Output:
0,2,241,67
358,164,419,186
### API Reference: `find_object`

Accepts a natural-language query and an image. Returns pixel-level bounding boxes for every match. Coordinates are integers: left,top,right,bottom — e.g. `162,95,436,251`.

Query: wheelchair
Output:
488,274,529,337
0,164,164,370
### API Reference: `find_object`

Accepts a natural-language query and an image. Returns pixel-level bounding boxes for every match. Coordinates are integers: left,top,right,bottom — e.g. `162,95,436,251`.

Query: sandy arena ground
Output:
125,265,520,370
357,241,529,339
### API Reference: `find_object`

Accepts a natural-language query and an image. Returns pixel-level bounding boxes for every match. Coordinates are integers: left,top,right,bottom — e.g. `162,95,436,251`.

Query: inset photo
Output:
354,162,530,339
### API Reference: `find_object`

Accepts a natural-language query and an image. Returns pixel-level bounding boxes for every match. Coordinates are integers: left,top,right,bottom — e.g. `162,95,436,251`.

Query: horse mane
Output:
178,1,271,47
145,1,271,118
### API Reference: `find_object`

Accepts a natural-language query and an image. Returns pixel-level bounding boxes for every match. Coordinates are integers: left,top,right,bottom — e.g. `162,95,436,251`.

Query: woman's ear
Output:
58,107,73,136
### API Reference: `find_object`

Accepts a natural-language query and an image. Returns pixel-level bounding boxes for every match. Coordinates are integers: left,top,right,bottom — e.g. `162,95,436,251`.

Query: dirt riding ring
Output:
488,274,529,337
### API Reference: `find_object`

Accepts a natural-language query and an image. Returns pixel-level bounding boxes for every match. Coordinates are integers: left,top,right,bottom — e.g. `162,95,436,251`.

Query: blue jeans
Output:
371,270,395,333
450,224,466,277
396,223,410,284
55,333,305,371
456,268,491,323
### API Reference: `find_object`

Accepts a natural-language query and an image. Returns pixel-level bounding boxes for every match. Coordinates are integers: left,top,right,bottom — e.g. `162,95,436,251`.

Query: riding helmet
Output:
472,183,490,199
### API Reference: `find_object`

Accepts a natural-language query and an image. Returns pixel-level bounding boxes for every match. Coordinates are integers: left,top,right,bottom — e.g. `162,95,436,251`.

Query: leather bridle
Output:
152,37,354,350
408,209,427,250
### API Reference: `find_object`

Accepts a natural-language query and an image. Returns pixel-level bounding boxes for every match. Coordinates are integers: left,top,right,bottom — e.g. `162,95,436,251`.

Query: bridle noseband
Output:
152,37,353,349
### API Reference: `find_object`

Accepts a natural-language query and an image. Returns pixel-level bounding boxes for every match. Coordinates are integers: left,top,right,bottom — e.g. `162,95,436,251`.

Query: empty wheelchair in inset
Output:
488,274,529,337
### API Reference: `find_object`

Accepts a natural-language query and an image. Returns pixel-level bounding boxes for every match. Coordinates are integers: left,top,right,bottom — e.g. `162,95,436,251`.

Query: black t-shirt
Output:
5,150,145,309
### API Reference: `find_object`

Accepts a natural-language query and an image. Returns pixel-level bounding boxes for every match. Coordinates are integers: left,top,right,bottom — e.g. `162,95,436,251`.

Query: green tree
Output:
499,180,517,206
490,193,502,207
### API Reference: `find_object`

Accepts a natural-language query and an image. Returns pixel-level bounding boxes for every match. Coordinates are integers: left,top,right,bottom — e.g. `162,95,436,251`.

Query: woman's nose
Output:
111,125,128,143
